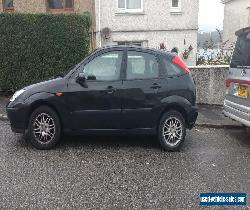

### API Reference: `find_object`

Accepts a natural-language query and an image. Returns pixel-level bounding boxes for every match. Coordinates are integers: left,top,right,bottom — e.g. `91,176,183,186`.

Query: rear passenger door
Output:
159,55,196,105
121,50,167,129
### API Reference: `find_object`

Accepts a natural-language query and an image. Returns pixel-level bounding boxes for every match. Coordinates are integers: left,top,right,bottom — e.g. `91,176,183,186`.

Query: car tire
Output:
28,106,61,150
158,110,186,151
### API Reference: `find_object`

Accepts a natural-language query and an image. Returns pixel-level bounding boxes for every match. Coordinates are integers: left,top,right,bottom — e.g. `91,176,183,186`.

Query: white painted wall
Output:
223,0,250,43
95,0,199,65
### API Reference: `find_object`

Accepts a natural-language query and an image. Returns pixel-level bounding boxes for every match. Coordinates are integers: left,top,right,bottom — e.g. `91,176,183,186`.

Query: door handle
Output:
106,86,116,94
150,83,162,89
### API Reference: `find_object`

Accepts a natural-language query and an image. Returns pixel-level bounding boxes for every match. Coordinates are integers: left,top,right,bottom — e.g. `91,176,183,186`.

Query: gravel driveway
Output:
0,121,249,209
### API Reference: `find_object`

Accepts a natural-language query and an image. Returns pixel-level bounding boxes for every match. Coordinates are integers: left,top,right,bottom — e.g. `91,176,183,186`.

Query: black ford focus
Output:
7,46,198,151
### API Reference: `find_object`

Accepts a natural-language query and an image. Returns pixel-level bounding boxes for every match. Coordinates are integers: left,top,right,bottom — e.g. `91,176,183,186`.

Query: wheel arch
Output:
26,100,63,130
158,95,194,128
159,104,188,127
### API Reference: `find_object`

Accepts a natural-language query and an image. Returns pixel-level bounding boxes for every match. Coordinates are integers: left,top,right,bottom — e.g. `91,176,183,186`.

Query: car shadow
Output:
58,134,161,150
229,129,250,147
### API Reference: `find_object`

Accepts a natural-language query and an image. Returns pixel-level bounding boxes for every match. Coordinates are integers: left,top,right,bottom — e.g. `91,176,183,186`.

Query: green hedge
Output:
0,13,91,92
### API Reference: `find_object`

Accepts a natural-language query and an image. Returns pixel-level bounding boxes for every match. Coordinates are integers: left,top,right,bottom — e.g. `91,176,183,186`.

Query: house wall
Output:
95,0,199,65
104,30,197,66
0,1,3,12
0,0,94,13
96,0,199,32
223,0,250,43
14,0,46,13
75,0,94,13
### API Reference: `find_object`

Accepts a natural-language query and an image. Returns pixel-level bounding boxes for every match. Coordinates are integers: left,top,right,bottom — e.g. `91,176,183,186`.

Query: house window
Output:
3,0,14,11
171,0,181,13
117,41,142,46
118,0,143,12
172,0,179,7
47,0,74,11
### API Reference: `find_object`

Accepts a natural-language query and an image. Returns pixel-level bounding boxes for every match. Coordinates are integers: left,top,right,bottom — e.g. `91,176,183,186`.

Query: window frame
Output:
2,0,14,11
117,0,143,13
125,49,161,81
170,0,181,13
47,0,74,12
76,49,125,82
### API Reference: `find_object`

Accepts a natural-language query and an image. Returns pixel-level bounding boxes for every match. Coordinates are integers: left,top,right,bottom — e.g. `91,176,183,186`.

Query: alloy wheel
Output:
33,113,56,143
162,117,183,147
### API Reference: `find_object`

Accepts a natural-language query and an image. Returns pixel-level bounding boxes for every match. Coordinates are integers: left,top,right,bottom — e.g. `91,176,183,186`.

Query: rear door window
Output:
160,56,183,77
126,51,159,80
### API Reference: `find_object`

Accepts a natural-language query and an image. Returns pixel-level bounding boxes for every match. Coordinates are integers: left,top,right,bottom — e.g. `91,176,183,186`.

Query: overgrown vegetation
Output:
0,13,91,92
197,29,235,65
197,41,235,66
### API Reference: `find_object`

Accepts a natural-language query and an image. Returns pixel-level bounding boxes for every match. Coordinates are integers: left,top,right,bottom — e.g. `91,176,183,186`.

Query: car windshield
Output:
231,34,250,68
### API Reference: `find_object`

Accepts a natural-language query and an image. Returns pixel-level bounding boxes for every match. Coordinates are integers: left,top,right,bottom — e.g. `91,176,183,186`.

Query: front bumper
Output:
6,102,29,133
223,99,250,127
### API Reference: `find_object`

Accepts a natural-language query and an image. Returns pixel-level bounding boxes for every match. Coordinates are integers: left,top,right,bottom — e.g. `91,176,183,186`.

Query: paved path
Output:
0,121,249,209
197,104,241,128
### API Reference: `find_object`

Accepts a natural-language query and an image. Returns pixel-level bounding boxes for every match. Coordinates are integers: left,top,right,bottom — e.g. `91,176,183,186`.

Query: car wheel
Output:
158,110,186,151
28,106,61,150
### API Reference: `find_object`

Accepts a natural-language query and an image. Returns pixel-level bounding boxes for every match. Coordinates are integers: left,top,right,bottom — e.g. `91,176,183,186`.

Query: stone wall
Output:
189,65,229,105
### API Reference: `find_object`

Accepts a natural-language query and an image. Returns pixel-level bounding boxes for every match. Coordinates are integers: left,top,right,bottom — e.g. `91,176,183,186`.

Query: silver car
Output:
223,27,250,127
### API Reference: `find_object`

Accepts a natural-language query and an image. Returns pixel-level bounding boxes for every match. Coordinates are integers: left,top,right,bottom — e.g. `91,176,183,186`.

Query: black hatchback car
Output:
7,46,198,151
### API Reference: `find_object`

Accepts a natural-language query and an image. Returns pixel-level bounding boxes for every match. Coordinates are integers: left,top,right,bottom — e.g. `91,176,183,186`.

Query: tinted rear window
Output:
160,56,183,77
231,35,250,68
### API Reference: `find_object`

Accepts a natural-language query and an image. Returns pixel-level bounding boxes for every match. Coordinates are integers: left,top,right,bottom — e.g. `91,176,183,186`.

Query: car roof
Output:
235,27,250,37
97,45,174,58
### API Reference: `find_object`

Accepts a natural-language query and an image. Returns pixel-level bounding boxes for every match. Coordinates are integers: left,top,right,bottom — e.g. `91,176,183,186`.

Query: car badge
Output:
241,69,246,77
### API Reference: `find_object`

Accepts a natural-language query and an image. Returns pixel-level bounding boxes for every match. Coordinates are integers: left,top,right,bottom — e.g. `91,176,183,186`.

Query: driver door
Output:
66,49,125,130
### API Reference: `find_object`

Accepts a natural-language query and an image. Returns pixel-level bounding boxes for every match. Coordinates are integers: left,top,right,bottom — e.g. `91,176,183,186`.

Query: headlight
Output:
10,89,26,102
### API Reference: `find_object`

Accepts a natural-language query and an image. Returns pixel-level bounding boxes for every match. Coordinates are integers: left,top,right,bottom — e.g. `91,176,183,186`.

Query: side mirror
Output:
76,72,88,88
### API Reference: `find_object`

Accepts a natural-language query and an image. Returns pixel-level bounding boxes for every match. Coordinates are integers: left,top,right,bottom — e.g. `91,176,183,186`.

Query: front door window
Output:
80,51,123,81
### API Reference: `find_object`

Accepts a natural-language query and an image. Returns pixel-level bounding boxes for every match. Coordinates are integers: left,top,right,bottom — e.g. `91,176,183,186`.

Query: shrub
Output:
0,13,91,92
